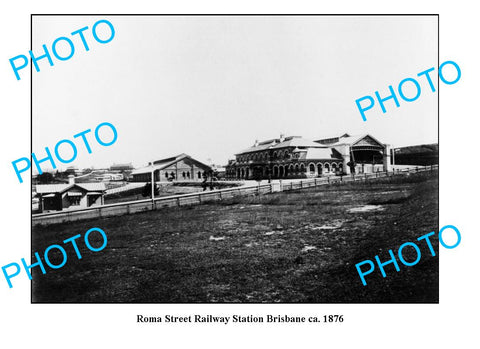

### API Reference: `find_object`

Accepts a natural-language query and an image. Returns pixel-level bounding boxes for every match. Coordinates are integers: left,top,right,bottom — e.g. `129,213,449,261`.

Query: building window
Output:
69,196,81,205
198,171,201,179
309,164,315,173
187,172,190,178
165,172,168,178
300,164,305,172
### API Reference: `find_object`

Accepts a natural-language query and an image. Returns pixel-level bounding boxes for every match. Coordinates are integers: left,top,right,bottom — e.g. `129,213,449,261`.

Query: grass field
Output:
32,171,439,303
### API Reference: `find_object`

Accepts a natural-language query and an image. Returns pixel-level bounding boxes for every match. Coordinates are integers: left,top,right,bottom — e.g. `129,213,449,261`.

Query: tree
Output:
142,182,160,198
252,167,263,182
37,172,54,184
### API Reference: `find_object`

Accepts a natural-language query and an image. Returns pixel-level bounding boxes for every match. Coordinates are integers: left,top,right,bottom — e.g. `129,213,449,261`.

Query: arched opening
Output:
279,166,284,178
300,164,305,173
273,166,279,178
241,168,245,178
309,163,315,175
324,163,330,173
245,168,250,179
317,163,323,176
332,163,337,173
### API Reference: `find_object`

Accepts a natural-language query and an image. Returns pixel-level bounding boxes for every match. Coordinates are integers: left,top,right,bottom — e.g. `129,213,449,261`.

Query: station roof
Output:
132,153,211,175
35,183,106,194
304,148,341,160
236,136,323,155
315,134,384,147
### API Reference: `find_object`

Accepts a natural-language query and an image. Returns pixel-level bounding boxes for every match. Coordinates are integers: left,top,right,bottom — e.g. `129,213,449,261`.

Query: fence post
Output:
327,176,330,184
198,194,202,203
177,197,180,207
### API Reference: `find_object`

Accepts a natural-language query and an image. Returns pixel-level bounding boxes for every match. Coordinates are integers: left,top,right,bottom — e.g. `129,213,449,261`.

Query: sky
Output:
32,15,438,171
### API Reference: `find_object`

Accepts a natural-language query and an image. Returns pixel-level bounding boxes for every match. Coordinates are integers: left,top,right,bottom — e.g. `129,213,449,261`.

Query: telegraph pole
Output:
150,161,155,206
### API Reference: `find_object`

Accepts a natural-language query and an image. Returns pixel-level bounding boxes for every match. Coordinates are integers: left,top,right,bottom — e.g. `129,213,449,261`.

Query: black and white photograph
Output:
30,15,439,303
2,1,480,347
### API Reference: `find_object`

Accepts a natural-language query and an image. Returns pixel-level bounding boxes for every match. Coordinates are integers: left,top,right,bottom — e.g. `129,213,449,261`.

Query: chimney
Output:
68,175,75,185
254,139,259,147
280,133,285,142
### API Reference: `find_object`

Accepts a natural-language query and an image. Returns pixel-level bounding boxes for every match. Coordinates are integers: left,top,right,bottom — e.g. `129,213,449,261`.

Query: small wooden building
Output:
35,177,106,212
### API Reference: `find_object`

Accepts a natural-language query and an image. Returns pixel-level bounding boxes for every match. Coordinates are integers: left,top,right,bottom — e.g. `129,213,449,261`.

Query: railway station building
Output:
225,133,391,180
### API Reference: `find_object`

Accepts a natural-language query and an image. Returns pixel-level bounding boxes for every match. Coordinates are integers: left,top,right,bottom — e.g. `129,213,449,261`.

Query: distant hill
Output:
394,143,438,166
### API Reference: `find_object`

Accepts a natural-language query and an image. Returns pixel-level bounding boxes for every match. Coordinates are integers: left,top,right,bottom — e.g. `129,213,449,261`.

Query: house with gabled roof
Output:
131,153,212,182
35,176,106,212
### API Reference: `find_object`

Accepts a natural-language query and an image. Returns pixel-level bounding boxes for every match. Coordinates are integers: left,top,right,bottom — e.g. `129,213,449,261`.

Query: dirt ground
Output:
32,171,438,303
